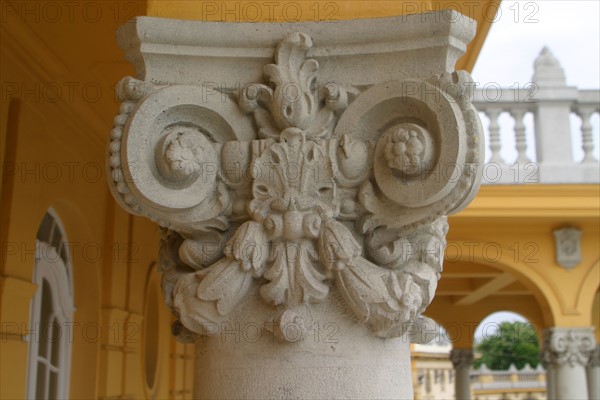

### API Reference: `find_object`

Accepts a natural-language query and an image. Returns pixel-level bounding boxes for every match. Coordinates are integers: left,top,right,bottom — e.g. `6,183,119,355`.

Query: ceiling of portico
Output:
0,1,146,150
427,260,548,344
438,262,532,303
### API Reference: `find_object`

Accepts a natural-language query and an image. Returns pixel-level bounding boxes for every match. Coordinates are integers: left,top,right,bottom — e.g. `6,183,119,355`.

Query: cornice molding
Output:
455,185,600,219
117,10,475,86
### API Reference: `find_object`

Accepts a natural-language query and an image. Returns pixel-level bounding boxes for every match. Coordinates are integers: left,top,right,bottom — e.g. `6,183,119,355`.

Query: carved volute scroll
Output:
108,20,484,342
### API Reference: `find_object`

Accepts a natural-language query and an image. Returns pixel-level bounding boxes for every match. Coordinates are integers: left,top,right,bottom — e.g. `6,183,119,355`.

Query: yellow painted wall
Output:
0,2,194,399
427,185,599,348
449,185,599,327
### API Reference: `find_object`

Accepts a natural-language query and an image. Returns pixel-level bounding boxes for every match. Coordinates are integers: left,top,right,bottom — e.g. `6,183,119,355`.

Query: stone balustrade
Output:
473,47,599,185
471,363,546,391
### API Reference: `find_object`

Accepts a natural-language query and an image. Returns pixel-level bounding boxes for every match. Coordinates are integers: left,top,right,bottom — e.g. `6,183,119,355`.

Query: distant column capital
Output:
543,327,596,367
450,348,474,369
589,345,600,368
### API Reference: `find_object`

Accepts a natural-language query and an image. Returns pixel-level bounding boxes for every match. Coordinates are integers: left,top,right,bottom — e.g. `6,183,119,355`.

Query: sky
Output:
471,0,600,163
473,0,600,89
474,311,528,341
467,0,599,340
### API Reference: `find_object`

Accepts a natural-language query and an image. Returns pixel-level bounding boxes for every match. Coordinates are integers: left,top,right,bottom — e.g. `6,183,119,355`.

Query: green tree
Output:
474,321,540,370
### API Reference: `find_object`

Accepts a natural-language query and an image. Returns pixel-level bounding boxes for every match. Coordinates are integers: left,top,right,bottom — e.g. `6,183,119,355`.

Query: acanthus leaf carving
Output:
239,32,349,139
173,220,267,333
261,240,329,306
318,218,447,337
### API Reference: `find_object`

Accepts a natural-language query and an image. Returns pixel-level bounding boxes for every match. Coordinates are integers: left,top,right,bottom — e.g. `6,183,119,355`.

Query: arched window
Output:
27,210,74,400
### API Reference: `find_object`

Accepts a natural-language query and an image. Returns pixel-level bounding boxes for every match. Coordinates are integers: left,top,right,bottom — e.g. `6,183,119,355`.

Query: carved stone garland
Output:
108,32,483,342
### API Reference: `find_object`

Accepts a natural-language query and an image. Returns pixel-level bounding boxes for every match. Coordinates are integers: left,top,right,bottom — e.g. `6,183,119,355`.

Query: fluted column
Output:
106,10,483,400
588,345,600,400
450,349,473,400
543,327,595,400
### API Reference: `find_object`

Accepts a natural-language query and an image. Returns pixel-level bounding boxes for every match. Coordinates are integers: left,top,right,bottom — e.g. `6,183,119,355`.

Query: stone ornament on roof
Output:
532,46,567,86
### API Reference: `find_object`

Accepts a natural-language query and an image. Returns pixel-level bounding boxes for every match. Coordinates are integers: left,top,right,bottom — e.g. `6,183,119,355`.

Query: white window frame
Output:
27,212,74,400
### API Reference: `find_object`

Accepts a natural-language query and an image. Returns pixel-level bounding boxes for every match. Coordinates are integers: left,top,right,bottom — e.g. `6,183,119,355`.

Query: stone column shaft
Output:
192,297,414,399
450,349,473,400
541,359,556,400
588,345,600,400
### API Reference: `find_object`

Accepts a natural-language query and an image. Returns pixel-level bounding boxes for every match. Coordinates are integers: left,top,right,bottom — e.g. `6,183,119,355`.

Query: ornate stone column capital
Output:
540,350,552,369
108,11,483,344
108,10,484,399
543,327,596,367
450,348,474,369
589,344,600,368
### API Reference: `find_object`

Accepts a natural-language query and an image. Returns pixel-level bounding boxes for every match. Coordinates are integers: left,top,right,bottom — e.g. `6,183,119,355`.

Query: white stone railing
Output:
470,364,546,391
473,86,600,184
